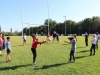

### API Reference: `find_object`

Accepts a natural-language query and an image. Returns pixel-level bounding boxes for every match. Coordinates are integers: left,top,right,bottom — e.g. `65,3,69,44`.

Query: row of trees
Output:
0,16,100,36
23,16,100,35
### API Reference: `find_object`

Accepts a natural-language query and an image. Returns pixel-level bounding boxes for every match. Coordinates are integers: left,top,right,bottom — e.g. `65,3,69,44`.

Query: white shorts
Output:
47,37,52,41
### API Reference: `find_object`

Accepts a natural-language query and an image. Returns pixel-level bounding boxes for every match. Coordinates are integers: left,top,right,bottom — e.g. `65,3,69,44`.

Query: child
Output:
31,33,45,66
2,34,5,50
46,33,52,44
23,33,27,45
0,33,3,56
64,34,77,63
95,32,100,50
36,32,38,41
5,37,12,63
89,34,97,56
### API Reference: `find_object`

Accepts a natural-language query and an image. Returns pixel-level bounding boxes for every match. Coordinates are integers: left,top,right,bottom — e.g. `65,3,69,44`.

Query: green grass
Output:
0,36,100,75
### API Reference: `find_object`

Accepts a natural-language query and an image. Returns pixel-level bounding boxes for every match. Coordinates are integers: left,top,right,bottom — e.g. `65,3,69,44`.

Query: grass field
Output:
0,36,100,75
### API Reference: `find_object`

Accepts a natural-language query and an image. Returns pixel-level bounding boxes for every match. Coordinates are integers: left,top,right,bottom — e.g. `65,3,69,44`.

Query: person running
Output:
64,34,77,63
84,32,89,47
5,37,12,63
36,32,38,41
52,31,57,43
46,33,52,44
23,33,27,45
95,32,100,50
2,34,5,50
89,34,97,56
31,33,45,66
0,33,3,56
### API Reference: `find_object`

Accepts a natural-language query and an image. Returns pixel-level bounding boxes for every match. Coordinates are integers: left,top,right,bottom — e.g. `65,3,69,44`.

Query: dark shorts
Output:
7,49,11,54
0,46,3,51
23,40,26,42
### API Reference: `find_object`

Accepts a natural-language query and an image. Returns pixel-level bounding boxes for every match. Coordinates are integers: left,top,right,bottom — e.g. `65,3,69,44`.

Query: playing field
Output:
0,36,100,75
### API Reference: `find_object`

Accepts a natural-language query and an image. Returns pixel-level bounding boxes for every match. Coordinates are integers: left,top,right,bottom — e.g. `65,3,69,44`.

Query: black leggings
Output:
85,39,88,46
70,50,75,62
31,48,37,63
90,44,95,55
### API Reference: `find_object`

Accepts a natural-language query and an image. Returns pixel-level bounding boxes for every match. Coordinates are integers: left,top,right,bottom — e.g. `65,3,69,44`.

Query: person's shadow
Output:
0,64,31,71
34,63,66,70
76,50,90,53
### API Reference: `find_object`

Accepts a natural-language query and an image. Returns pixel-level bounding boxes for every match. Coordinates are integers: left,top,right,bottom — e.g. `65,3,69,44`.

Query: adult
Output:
52,31,57,43
84,32,89,47
56,33,59,43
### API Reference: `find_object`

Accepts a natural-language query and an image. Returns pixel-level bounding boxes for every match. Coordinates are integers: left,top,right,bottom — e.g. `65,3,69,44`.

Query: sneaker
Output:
67,61,71,64
32,62,36,66
8,60,11,62
72,61,75,63
6,61,9,63
89,54,92,56
93,54,95,56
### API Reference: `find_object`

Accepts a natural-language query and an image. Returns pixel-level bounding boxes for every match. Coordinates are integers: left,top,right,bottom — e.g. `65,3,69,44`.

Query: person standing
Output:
84,32,89,47
0,33,3,56
36,32,38,41
95,32,100,50
89,34,97,56
23,33,27,45
31,33,45,66
64,34,77,63
5,37,12,63
2,34,5,50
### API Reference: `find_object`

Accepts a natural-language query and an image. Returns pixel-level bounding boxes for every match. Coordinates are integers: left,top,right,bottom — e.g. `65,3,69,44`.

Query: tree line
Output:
0,16,100,36
23,16,100,36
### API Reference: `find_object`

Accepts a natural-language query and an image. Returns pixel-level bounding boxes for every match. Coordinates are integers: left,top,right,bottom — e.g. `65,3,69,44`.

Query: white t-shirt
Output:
23,36,27,40
92,38,97,45
96,35,100,39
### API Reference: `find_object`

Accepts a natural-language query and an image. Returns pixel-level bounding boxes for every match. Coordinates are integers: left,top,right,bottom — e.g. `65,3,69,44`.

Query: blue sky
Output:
0,0,100,32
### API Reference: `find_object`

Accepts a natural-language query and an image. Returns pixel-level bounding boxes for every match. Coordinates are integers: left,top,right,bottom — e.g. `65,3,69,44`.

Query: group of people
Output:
1,31,100,65
84,32,100,56
0,33,12,63
46,31,59,44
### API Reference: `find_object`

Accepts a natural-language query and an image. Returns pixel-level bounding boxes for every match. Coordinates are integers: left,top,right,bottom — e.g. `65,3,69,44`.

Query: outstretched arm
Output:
64,40,72,44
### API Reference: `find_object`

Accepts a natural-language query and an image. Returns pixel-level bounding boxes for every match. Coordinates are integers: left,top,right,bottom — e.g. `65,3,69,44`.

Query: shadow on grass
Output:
76,56,88,59
76,50,90,53
77,47,85,49
62,44,69,45
34,63,66,70
18,45,23,46
0,64,31,71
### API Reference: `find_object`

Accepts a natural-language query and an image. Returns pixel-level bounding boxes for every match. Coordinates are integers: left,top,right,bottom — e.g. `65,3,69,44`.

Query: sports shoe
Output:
32,62,36,66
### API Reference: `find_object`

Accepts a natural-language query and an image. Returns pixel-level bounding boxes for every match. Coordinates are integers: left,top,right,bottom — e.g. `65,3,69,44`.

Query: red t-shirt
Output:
31,37,43,49
47,34,50,37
